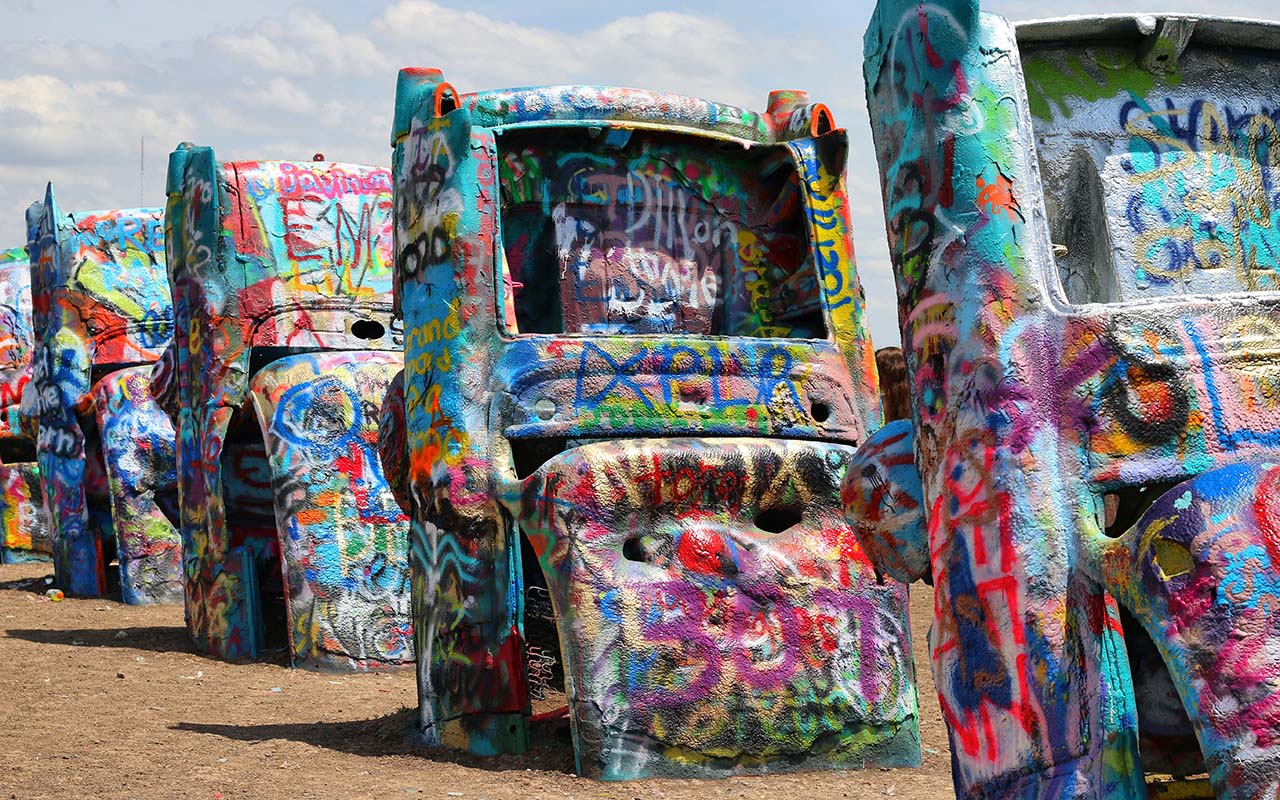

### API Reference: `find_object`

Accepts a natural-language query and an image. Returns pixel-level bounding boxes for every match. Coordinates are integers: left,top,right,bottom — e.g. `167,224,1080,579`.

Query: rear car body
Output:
23,193,180,603
388,70,919,778
859,3,1280,796
0,245,47,563
163,146,412,669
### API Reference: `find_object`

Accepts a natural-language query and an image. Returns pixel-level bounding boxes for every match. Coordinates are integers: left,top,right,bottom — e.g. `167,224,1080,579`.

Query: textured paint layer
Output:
860,3,1280,798
248,351,412,669
23,191,180,602
390,70,914,777
518,437,918,780
90,365,182,603
0,246,48,562
1098,462,1280,797
164,146,411,668
844,419,927,585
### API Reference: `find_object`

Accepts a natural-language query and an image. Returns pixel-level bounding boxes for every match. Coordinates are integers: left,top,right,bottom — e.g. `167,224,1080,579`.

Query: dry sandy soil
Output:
0,561,953,800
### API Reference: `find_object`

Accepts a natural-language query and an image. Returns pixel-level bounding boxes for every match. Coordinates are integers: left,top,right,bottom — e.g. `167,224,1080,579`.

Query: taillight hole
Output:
351,319,386,340
434,82,460,116
755,506,802,533
622,537,647,563
813,104,835,136
810,400,830,423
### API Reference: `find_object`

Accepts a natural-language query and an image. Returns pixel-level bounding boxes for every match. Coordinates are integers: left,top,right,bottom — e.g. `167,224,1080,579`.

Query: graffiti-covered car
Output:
386,69,919,779
853,2,1280,797
23,190,180,604
0,245,47,563
162,145,412,670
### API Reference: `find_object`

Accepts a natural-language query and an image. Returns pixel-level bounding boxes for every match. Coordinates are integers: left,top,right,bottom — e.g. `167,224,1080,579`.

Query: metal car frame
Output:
162,145,413,670
24,191,180,604
0,245,47,564
388,68,920,778
854,2,1280,797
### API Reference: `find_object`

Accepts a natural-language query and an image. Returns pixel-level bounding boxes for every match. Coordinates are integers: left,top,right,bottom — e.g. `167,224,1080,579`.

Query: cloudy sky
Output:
2,0,1275,346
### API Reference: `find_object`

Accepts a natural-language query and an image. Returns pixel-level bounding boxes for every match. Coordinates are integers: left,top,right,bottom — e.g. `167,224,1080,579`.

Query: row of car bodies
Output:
4,0,1278,791
16,162,413,671
7,83,922,779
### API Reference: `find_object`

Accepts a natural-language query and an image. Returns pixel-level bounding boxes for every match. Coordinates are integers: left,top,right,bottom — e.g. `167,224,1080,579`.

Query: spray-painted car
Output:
387,69,919,779
853,2,1280,797
0,246,47,563
161,145,412,670
22,190,180,603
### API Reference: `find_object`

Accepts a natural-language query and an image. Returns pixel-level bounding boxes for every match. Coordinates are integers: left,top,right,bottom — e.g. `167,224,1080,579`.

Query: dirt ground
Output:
0,561,953,800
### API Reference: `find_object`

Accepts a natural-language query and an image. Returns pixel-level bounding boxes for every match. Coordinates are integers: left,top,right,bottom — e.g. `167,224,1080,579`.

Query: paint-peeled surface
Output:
91,365,182,604
0,461,47,561
165,150,408,666
0,247,47,562
863,1,1280,797
1026,38,1280,302
249,351,412,670
392,71,912,776
1099,463,1280,797
843,419,928,585
1026,25,1280,800
0,248,35,433
518,437,917,780
24,195,176,600
377,370,410,514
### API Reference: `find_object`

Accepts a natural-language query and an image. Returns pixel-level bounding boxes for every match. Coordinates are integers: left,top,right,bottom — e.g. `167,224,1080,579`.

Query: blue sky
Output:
2,0,1275,346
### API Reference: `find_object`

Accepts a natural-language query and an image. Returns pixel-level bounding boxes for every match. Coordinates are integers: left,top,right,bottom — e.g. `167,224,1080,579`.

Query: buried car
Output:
0,245,47,563
23,192,180,603
161,145,412,670
851,1,1280,798
385,69,919,778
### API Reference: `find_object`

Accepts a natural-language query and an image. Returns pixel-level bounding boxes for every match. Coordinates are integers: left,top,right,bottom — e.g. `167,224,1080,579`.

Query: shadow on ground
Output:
5,625,195,653
173,708,576,772
0,573,54,593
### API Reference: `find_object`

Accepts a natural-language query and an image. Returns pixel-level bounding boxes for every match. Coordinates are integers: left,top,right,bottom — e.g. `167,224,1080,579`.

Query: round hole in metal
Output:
351,319,385,340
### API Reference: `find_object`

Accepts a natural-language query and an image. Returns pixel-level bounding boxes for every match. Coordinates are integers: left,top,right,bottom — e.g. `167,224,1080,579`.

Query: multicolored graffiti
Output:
23,191,181,602
517,438,917,779
1024,34,1280,302
163,145,411,669
1097,461,1280,797
860,3,1280,798
90,365,181,601
248,351,411,669
500,131,817,337
0,246,48,563
389,68,915,777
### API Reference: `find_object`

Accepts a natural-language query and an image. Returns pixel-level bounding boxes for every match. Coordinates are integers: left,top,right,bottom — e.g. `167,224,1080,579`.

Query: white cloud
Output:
208,8,391,77
0,38,121,75
0,74,192,163
368,2,771,106
231,77,320,117
0,1,794,241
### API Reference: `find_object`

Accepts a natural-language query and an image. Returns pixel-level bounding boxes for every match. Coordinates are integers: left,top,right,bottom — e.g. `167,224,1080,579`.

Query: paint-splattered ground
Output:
0,561,953,800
